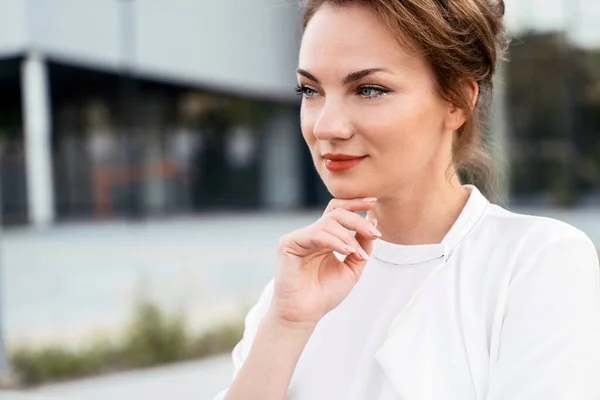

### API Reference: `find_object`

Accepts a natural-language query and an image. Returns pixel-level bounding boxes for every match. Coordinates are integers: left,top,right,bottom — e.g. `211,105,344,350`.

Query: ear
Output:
444,80,479,132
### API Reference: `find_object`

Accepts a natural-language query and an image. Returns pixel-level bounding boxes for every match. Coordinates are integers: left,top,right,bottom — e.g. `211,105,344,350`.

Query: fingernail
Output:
369,226,382,237
343,245,357,254
362,197,377,203
358,247,370,260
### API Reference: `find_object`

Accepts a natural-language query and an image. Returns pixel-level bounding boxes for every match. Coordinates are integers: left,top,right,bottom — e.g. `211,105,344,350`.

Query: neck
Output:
367,173,469,246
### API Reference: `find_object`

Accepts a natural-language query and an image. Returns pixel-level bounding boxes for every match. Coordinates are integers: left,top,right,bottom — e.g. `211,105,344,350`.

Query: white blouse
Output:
214,185,600,399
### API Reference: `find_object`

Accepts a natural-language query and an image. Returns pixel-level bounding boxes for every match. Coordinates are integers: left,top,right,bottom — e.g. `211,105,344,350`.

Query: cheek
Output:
300,107,316,147
352,95,446,177
357,97,442,151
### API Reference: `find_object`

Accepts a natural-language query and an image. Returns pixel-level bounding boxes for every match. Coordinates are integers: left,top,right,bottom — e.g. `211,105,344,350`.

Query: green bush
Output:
11,340,111,385
10,300,246,387
190,321,245,359
122,301,189,368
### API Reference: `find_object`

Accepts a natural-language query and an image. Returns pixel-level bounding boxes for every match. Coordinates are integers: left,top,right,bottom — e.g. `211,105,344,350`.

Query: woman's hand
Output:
269,197,380,331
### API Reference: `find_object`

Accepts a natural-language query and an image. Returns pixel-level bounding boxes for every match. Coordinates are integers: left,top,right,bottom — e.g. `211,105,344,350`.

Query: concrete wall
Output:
26,0,123,69
0,0,28,57
0,0,301,99
134,0,301,99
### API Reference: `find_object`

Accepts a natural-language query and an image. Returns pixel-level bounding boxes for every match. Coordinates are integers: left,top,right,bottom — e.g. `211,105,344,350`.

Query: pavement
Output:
0,353,232,400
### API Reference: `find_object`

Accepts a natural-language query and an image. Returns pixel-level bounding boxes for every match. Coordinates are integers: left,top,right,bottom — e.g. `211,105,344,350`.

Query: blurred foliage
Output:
10,300,246,387
506,32,600,205
122,301,189,368
582,51,600,105
189,322,245,359
11,338,119,386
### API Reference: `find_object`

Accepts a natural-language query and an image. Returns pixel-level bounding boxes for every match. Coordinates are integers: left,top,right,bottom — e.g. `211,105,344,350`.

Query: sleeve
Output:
211,278,275,400
486,230,600,400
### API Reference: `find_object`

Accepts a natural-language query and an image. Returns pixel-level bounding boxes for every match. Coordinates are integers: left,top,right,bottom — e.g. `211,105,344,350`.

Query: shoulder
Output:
475,203,598,282
479,210,600,399
479,203,596,253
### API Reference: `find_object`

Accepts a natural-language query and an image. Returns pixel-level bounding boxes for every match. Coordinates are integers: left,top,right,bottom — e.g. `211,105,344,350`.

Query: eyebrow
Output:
296,67,390,85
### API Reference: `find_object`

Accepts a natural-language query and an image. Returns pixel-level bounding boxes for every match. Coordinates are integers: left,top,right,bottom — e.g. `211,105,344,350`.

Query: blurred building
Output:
0,1,599,229
0,0,331,228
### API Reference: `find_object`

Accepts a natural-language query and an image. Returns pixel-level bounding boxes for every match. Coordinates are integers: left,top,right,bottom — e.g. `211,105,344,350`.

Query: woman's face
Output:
298,4,462,200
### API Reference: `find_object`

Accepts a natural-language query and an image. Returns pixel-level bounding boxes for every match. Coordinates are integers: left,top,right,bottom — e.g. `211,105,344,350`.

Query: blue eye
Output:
295,85,318,99
358,86,389,98
304,87,318,98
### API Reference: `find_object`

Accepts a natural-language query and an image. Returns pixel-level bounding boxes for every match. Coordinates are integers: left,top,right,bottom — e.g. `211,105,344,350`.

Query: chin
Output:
323,177,373,200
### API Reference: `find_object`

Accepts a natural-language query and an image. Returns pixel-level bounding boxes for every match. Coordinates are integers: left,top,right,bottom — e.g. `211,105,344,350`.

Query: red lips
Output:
322,153,367,172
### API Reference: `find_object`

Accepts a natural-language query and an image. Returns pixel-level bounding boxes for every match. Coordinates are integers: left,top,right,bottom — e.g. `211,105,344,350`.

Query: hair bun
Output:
495,0,505,18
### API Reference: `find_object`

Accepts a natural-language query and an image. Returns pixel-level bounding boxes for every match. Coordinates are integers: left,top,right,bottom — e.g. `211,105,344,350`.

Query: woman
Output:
215,0,600,399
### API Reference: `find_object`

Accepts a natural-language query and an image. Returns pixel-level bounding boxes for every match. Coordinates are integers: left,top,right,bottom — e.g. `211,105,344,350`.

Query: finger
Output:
344,218,378,278
326,208,382,240
323,197,377,215
308,231,358,257
283,229,357,257
321,218,363,253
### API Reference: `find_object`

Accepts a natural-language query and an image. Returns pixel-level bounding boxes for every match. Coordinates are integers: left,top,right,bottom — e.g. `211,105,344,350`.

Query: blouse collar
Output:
371,185,489,267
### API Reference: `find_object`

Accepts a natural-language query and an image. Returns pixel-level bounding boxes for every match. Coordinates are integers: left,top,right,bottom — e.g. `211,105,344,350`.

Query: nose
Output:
312,100,353,141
